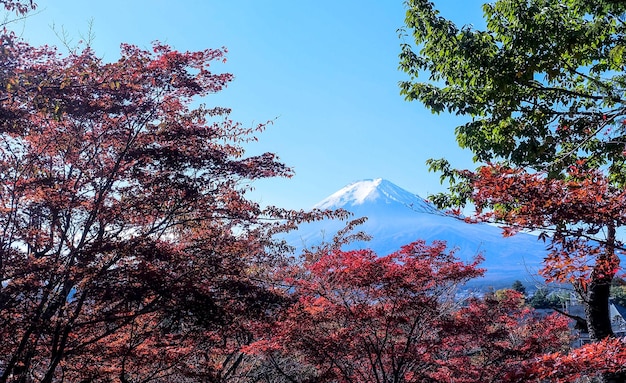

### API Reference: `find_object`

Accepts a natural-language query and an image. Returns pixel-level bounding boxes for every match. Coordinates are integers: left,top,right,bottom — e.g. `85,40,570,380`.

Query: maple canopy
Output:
244,241,581,383
0,2,339,381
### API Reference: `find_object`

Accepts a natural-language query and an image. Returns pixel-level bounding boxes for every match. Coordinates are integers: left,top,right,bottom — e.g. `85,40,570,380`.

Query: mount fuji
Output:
284,178,550,288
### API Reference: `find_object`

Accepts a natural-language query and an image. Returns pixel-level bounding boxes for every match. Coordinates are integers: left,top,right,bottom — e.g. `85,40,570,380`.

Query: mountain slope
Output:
284,178,549,287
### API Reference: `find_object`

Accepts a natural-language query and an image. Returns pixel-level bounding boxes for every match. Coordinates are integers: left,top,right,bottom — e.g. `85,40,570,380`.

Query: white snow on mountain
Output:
313,178,382,209
314,178,445,216
283,178,550,288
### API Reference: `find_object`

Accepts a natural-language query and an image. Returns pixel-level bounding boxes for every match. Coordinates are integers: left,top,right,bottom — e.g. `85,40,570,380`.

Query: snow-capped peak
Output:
313,178,383,209
313,178,443,215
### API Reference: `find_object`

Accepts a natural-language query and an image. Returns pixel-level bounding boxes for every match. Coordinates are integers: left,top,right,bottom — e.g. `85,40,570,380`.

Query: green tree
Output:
399,2,626,380
512,279,527,295
611,278,626,307
400,0,626,176
529,288,551,309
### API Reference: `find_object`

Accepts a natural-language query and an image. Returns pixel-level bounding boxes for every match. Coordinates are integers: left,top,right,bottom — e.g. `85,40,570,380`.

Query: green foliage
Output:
529,288,567,309
400,0,626,186
512,279,527,295
529,288,551,309
611,278,626,307
426,158,475,209
612,285,626,307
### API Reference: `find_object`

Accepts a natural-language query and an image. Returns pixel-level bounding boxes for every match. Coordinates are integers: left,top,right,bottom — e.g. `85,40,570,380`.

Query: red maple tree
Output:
467,163,626,342
245,241,572,383
428,162,626,382
0,2,334,381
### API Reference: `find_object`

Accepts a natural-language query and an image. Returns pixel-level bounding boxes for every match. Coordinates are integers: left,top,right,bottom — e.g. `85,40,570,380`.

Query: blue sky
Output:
15,0,487,209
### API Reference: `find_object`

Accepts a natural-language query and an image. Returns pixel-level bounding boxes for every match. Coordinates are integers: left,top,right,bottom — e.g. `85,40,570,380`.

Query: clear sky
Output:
13,0,488,209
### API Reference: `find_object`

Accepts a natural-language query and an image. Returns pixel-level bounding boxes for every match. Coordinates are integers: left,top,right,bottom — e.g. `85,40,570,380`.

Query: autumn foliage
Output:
0,2,334,381
469,163,626,286
245,241,574,383
452,161,625,346
3,1,626,382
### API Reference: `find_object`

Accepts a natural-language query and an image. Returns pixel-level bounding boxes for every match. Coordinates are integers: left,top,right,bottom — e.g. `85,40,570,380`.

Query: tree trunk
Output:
585,223,625,383
585,279,613,341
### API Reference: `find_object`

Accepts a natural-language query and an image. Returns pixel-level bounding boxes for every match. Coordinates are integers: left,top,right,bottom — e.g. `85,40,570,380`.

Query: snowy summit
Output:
313,178,442,215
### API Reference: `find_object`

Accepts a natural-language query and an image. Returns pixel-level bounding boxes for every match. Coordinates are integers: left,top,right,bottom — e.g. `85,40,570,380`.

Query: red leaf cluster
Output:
245,242,573,383
0,0,35,15
0,30,335,382
519,337,626,382
470,164,626,286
